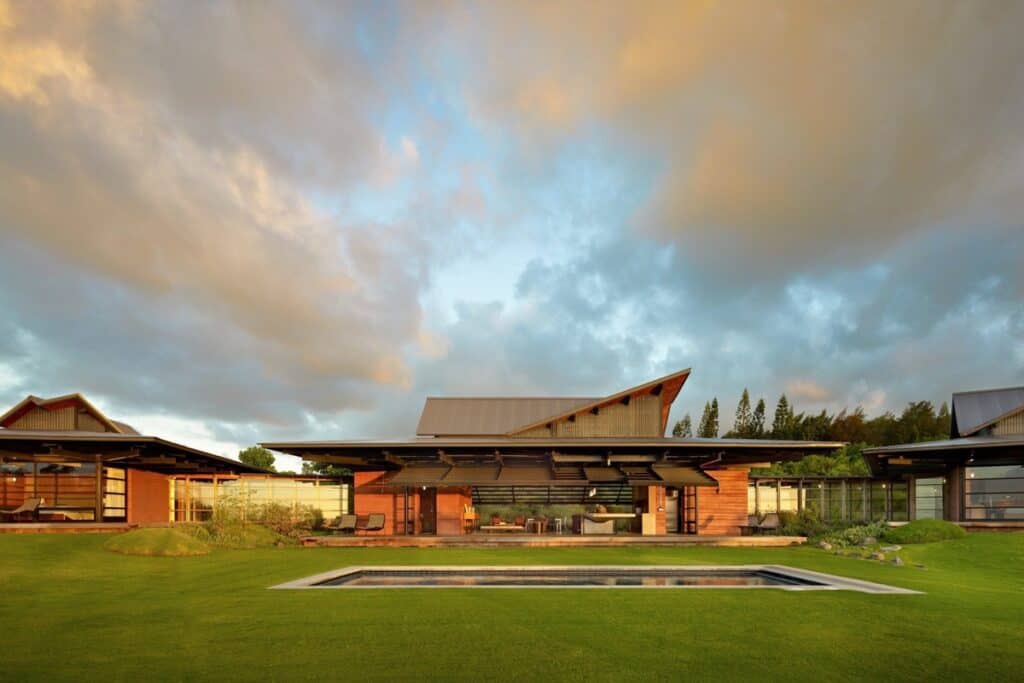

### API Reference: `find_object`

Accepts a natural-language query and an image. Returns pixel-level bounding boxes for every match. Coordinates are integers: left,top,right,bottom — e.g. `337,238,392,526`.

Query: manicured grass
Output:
882,519,968,544
104,528,211,556
1,533,1023,681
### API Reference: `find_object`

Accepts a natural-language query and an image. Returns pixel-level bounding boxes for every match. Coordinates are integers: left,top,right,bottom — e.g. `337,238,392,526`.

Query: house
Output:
863,385,1024,527
264,369,844,536
0,393,349,526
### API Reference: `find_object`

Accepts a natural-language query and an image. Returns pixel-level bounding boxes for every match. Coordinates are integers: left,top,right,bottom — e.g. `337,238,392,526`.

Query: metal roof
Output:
863,435,1024,455
952,386,1024,436
0,430,267,474
416,397,597,436
414,368,692,436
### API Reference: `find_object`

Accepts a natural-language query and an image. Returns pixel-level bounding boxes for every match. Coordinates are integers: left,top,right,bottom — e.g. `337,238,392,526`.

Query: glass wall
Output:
171,476,350,522
914,477,944,520
748,478,903,522
964,465,1024,521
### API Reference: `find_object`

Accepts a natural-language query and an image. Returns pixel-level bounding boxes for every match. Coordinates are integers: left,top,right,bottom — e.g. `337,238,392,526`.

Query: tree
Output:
672,414,692,438
751,398,766,438
733,389,752,437
302,461,352,478
771,394,791,439
238,446,276,472
699,398,719,438
698,402,712,437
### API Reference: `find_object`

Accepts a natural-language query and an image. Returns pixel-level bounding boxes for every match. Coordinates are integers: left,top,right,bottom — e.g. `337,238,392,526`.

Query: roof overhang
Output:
373,462,720,488
262,436,844,473
862,436,1024,476
0,430,267,474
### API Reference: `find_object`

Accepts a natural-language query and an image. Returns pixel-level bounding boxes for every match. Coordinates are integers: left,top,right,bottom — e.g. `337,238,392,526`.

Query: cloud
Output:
443,1,1024,279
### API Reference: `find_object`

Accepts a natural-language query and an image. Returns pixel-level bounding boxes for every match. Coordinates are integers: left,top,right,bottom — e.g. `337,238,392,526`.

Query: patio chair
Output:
0,497,42,522
739,514,760,536
338,514,358,533
359,513,385,532
757,513,780,535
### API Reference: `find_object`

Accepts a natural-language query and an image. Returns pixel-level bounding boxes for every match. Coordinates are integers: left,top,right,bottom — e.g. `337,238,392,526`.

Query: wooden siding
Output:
436,487,472,535
127,469,170,524
353,471,398,535
76,410,108,432
993,409,1024,436
695,468,750,535
514,394,663,438
9,406,76,430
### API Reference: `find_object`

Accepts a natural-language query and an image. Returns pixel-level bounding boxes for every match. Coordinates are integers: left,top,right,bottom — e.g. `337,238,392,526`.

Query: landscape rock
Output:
860,536,878,546
818,541,833,551
871,552,886,561
881,545,902,552
892,557,904,566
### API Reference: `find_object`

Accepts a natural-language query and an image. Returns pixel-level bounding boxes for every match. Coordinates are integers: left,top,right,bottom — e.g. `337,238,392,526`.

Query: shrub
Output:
881,519,967,544
104,528,210,556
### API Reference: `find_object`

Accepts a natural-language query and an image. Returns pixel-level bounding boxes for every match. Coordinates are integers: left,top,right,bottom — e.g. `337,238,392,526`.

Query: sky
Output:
1,1,1022,470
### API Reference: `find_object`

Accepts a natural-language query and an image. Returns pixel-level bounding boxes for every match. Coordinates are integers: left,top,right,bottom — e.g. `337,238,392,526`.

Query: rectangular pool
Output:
271,565,920,593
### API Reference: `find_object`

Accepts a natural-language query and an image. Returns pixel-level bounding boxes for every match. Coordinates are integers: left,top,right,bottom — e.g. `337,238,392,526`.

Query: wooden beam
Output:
437,450,455,466
384,451,404,466
94,454,103,521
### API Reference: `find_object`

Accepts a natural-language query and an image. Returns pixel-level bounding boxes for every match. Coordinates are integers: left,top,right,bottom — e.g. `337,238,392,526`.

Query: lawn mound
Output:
179,522,288,549
882,519,967,544
104,528,211,556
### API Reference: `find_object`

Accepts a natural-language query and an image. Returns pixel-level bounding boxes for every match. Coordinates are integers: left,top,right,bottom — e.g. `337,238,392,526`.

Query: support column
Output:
94,454,103,522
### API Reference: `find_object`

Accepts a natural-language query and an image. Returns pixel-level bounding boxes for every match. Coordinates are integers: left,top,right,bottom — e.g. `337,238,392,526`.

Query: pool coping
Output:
269,564,922,594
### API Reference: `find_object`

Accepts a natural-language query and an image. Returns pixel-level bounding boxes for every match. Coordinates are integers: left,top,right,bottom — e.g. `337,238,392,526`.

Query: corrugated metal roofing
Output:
416,397,598,436
952,386,1024,436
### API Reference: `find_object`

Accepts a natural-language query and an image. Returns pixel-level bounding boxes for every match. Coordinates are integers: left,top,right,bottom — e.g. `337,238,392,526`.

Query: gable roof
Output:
0,393,131,434
415,368,691,437
952,386,1024,437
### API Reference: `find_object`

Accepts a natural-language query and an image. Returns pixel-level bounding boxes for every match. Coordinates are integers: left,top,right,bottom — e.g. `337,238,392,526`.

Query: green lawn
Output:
2,533,1023,681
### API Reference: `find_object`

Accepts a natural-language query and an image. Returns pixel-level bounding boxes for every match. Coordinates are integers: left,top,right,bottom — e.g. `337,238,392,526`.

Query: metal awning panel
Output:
651,464,719,487
382,464,453,486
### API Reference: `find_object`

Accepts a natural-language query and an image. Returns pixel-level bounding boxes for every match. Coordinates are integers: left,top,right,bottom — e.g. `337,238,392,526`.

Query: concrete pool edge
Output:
269,565,922,594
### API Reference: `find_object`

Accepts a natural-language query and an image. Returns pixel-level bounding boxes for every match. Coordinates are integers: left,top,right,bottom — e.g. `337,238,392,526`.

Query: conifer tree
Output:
733,389,752,437
705,397,720,438
772,394,791,438
698,402,712,437
752,398,766,438
672,414,693,438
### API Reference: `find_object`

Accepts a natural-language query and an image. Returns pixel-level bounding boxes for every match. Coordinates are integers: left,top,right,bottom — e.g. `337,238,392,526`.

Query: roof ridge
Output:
425,396,598,401
953,385,1024,397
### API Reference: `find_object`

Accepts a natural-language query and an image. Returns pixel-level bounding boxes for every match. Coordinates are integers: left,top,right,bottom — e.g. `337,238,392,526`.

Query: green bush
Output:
104,528,210,556
881,519,967,544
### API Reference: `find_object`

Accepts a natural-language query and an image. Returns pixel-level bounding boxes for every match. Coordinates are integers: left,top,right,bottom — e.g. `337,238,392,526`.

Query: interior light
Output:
587,487,597,498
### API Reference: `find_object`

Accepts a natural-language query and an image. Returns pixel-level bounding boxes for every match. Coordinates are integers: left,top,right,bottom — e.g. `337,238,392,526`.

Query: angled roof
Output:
0,393,132,434
952,386,1024,437
415,368,692,437
416,397,598,436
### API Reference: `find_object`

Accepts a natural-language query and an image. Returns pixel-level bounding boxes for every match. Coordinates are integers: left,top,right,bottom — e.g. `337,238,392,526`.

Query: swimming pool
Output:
271,565,919,593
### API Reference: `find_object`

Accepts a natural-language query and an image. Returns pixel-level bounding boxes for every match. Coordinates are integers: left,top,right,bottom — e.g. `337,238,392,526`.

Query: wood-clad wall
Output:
9,406,77,430
993,410,1024,436
695,468,750,535
436,487,472,535
127,469,170,523
353,471,397,535
514,394,663,438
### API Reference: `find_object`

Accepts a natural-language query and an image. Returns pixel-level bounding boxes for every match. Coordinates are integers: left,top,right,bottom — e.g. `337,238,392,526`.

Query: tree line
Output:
672,389,953,476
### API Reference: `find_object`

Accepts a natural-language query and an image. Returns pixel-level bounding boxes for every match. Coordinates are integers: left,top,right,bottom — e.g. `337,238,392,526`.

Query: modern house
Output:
0,393,349,526
862,385,1024,528
264,369,843,536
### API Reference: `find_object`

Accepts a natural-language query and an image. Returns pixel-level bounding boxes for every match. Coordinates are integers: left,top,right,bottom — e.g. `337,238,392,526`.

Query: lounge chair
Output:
0,497,42,522
757,513,780,535
338,514,358,533
358,513,385,532
739,514,760,536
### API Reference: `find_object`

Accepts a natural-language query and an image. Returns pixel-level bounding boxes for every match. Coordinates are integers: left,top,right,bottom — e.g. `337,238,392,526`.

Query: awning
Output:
380,463,717,488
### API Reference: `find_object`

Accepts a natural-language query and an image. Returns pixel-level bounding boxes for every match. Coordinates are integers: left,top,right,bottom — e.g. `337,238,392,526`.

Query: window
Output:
914,477,944,520
964,465,1024,521
103,467,126,519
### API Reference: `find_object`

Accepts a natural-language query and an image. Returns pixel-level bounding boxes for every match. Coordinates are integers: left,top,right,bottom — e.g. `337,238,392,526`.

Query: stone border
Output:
270,564,921,594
